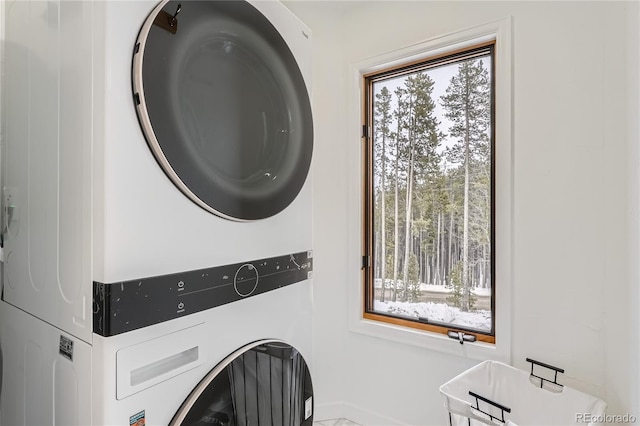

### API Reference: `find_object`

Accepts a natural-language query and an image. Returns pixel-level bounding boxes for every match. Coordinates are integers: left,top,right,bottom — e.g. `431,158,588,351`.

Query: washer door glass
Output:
133,0,313,221
170,341,314,426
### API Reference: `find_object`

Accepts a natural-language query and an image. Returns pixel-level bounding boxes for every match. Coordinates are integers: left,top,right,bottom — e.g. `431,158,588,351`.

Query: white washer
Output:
0,280,313,425
0,0,314,424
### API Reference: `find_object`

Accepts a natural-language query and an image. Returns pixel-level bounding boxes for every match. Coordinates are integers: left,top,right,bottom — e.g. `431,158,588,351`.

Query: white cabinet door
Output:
0,302,92,426
2,0,94,343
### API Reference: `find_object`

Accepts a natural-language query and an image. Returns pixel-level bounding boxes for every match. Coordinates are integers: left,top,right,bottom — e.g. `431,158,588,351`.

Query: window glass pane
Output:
367,48,494,335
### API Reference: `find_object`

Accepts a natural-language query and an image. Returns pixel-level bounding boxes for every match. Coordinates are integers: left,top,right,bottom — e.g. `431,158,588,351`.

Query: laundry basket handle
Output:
526,358,564,389
469,391,511,424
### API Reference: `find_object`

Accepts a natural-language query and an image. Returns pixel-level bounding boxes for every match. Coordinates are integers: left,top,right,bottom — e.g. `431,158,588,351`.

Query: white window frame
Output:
346,17,513,362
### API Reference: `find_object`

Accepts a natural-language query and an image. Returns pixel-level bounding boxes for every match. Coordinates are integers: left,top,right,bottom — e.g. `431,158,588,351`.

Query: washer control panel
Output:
93,251,312,337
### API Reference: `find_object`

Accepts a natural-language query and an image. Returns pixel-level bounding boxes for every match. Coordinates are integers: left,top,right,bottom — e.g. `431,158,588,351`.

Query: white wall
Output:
284,1,640,425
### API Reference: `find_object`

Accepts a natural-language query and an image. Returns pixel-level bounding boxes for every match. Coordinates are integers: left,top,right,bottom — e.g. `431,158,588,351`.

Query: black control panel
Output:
93,251,312,337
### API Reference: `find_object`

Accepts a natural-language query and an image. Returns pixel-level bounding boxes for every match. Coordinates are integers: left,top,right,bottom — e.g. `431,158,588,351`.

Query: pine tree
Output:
447,262,463,308
395,73,441,302
447,262,476,309
374,87,393,302
392,86,403,303
407,253,420,302
440,59,491,312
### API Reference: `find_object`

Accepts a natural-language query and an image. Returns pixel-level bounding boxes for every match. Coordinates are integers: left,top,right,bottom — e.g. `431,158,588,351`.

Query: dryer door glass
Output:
171,341,313,426
133,0,313,221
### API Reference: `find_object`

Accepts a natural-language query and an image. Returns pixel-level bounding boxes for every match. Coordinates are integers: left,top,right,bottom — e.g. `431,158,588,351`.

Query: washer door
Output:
170,340,314,426
133,0,313,221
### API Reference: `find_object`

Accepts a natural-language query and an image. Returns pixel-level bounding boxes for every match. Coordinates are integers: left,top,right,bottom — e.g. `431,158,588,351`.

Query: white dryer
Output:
1,0,313,343
0,0,314,424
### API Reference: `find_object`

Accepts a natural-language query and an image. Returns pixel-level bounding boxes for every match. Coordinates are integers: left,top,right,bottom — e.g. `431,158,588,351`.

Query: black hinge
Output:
362,124,368,139
361,255,370,269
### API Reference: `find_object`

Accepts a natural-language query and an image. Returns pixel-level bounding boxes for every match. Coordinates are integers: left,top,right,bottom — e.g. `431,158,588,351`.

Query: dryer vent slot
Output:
131,346,198,387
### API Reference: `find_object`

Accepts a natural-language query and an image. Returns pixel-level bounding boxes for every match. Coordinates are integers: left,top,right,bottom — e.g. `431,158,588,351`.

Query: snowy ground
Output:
374,300,492,332
375,279,491,296
373,281,492,332
419,283,491,297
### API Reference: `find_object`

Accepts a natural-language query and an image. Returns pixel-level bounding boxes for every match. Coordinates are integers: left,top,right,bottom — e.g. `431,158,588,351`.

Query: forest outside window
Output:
363,43,495,343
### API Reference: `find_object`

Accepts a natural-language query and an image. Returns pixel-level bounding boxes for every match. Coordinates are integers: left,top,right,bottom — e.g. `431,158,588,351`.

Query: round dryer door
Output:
133,0,313,221
170,340,314,426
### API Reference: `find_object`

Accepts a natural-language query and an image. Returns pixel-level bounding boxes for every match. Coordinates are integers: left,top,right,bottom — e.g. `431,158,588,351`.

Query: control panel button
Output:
233,263,259,297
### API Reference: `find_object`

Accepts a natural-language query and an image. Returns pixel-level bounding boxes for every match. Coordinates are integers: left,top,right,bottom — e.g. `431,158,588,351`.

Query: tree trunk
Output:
380,137,387,302
461,68,471,312
435,212,442,286
392,123,401,303
402,118,415,302
447,190,454,287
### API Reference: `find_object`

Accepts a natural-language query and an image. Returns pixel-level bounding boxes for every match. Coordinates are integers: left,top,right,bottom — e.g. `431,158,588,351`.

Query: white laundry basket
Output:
439,359,606,426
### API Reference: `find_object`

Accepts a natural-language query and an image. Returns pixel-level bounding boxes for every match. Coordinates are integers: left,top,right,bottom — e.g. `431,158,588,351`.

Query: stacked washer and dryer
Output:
0,1,314,424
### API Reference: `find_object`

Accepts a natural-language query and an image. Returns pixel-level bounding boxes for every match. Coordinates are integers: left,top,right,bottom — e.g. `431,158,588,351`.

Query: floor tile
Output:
313,419,362,426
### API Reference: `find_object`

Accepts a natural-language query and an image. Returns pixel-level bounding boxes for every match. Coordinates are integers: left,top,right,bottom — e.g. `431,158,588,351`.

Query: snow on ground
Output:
374,300,492,332
375,279,491,296
372,279,492,331
419,283,491,296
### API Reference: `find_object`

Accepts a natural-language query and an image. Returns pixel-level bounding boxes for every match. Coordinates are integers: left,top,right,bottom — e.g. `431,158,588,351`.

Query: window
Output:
362,43,495,343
